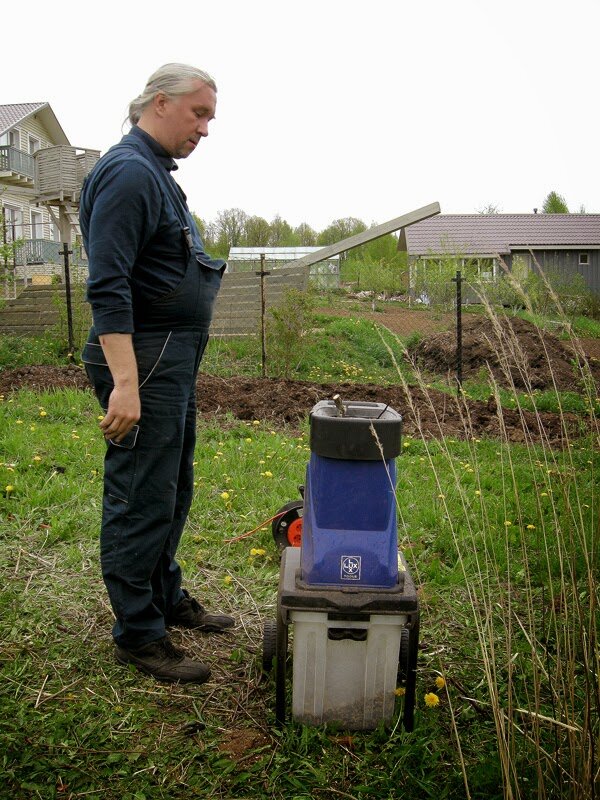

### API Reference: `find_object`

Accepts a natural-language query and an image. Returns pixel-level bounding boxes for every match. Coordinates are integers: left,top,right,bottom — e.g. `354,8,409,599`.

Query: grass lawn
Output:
0,303,598,799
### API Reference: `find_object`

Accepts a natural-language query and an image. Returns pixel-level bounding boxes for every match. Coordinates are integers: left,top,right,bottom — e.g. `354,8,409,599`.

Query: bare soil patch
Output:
1,310,595,445
0,365,584,446
409,315,600,391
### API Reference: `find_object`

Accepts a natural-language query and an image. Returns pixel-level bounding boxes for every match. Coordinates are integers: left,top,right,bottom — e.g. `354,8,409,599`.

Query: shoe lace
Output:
161,637,185,659
188,597,205,615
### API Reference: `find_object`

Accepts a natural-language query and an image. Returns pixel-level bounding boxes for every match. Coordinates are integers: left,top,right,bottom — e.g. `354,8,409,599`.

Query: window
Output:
3,205,23,241
0,130,19,148
31,210,44,240
579,252,589,266
28,136,40,154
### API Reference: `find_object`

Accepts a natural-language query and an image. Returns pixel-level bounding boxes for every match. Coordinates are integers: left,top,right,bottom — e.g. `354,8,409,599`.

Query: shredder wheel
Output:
402,615,420,733
262,619,277,672
272,500,304,551
397,627,410,685
275,610,288,726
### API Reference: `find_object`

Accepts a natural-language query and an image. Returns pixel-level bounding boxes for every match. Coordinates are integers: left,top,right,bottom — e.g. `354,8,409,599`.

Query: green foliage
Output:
345,252,408,297
413,255,460,310
51,284,92,355
317,217,367,248
265,288,316,377
0,208,23,294
484,265,600,320
0,333,66,368
542,191,569,213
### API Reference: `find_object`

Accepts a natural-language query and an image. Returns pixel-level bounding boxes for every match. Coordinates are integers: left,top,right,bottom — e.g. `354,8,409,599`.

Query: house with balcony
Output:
1,102,99,291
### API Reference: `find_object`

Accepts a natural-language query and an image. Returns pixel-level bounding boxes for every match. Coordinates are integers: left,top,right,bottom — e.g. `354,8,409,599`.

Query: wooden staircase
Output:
0,285,68,335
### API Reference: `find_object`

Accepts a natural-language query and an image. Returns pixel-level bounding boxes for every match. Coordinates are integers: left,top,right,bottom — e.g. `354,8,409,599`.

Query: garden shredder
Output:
263,398,419,731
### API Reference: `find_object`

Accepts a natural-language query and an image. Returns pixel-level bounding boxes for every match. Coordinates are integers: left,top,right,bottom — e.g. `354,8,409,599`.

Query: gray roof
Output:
0,103,46,135
0,102,70,145
401,214,600,256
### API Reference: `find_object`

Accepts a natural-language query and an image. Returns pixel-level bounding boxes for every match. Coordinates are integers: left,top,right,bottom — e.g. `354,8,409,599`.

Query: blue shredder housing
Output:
300,400,403,588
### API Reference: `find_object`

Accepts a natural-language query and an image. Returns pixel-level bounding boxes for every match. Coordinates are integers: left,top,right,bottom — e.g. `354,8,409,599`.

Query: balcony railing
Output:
0,146,35,179
2,238,88,267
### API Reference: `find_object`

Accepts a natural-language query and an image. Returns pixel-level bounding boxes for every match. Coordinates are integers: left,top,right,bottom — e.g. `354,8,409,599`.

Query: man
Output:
81,64,234,684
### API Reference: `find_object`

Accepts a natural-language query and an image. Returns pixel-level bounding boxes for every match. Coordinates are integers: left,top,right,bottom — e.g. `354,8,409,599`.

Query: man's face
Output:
157,80,217,159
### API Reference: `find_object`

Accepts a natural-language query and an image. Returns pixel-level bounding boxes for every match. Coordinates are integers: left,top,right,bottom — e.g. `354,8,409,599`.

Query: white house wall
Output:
1,114,63,241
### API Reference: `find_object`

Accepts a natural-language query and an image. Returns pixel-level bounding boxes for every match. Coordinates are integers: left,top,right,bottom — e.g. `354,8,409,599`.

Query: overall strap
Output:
107,141,193,248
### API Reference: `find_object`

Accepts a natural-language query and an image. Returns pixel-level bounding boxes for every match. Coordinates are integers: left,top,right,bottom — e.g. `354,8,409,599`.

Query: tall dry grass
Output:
382,270,598,799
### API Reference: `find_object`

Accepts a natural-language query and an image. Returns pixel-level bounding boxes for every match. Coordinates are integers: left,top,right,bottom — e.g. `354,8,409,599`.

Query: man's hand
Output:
98,333,141,442
100,384,141,442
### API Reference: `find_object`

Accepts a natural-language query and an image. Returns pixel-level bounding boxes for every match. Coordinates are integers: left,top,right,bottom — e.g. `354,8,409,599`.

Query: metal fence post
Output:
452,270,463,393
256,253,270,377
60,242,75,360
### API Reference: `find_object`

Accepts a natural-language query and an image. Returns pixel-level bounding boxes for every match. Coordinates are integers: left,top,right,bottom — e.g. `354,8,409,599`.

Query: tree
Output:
191,212,207,239
477,203,501,214
317,217,367,247
294,222,317,246
244,215,271,247
542,191,569,213
213,208,248,253
269,215,297,247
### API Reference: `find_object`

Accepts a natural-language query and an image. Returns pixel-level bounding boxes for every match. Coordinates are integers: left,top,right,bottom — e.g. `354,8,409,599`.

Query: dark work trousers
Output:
83,260,222,649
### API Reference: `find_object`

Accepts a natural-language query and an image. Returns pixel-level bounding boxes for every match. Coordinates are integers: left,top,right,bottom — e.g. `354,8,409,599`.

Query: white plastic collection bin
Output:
290,610,407,729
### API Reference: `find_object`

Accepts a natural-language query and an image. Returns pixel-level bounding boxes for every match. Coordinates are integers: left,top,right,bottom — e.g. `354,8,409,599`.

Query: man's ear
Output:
153,92,169,118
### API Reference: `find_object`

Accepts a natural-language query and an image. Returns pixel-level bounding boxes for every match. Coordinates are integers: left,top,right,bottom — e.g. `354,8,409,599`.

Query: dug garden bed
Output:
0,364,584,446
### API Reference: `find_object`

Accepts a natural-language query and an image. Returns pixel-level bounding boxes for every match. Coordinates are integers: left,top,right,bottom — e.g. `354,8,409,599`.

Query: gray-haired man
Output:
81,64,234,684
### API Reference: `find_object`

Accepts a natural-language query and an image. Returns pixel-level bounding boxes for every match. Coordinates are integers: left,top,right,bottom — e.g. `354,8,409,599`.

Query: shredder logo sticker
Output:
341,555,361,581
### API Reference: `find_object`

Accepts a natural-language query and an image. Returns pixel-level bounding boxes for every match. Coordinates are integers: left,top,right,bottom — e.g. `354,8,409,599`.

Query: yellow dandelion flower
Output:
252,420,260,426
438,494,445,500
263,471,273,478
223,575,233,585
526,524,536,530
395,687,406,697
97,415,105,421
504,521,512,527
29,425,36,432
5,485,15,494
33,456,42,462
540,492,548,497
220,491,230,501
475,490,481,496
39,410,47,417
245,437,252,443
16,420,23,425
403,441,411,448
424,692,440,707
435,676,446,690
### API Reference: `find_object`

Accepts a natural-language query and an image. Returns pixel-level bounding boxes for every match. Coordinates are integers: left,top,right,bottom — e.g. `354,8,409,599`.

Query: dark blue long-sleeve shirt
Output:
80,126,224,335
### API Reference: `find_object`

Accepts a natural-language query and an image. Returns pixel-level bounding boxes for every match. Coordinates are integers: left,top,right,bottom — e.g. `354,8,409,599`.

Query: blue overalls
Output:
82,140,223,650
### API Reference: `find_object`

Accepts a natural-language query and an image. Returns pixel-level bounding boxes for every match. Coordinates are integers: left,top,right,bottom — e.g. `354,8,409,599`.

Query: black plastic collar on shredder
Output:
309,400,402,461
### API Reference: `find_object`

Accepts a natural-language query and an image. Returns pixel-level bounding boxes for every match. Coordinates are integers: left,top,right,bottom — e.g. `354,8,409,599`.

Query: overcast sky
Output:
3,0,598,231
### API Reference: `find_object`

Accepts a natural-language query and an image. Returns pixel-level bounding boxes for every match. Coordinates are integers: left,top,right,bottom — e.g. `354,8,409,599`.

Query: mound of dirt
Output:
0,365,583,446
409,316,598,391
